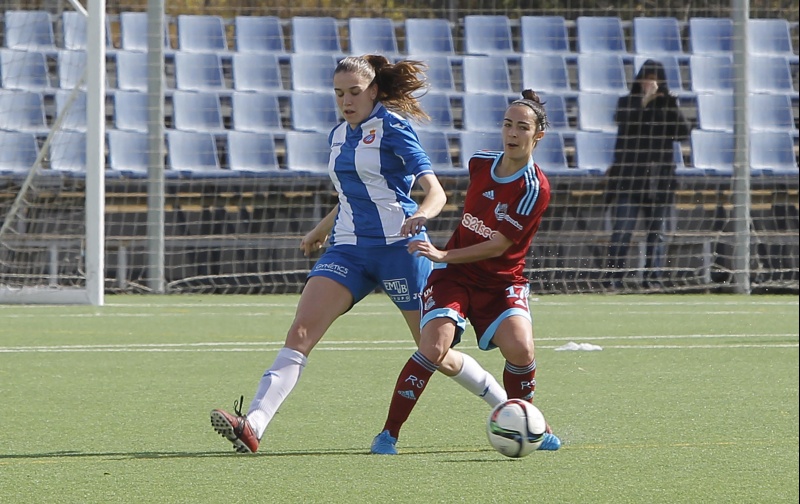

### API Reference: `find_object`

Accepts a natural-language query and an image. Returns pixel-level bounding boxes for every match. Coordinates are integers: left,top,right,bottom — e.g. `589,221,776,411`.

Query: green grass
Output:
1,294,798,503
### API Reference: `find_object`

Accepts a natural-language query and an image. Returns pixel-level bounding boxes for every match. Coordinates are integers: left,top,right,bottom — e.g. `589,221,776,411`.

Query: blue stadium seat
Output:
537,93,574,139
177,15,228,53
174,52,228,95
520,53,578,99
231,53,285,94
690,130,733,174
576,16,631,62
107,129,154,178
408,92,457,135
577,54,628,94
0,131,39,176
689,54,733,94
62,10,113,51
574,131,616,173
49,130,86,173
114,50,149,92
750,131,799,175
55,89,87,132
291,17,343,56
633,55,694,101
632,17,687,61
284,131,331,174
171,90,226,135
57,50,87,89
226,131,280,175
119,11,171,53
234,16,287,57
748,56,796,98
748,94,798,136
689,18,732,55
578,92,619,133
0,91,49,135
748,18,799,65
231,92,284,135
290,92,340,133
696,93,732,132
0,49,51,92
461,55,514,97
519,16,573,58
405,19,456,56
166,130,231,178
413,55,458,96
462,93,511,131
3,11,57,55
458,131,503,169
113,90,149,133
415,130,456,174
463,15,517,61
348,18,400,59
290,53,339,92
533,131,569,173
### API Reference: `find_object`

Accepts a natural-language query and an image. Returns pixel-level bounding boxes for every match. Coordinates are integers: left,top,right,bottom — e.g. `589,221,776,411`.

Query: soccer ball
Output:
486,399,547,458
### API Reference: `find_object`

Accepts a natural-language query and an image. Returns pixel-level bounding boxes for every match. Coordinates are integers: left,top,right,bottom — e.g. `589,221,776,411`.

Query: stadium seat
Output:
62,10,113,51
291,17,343,56
633,55,694,100
290,53,339,92
0,131,39,175
284,131,331,174
290,92,340,133
171,90,226,135
113,90,149,133
749,130,799,174
520,53,578,99
177,15,228,53
408,92,457,134
166,130,231,178
696,93,732,132
461,55,514,97
574,131,616,173
537,93,574,139
748,19,799,65
689,54,733,94
404,19,456,56
462,93,511,131
57,50,87,89
49,130,86,173
114,50,149,92
119,11,171,53
533,131,569,173
577,54,628,94
0,91,49,135
463,15,517,61
173,52,229,95
55,89,87,132
748,94,798,135
234,16,287,57
231,53,285,94
689,18,732,55
576,16,631,62
3,11,57,55
578,92,619,133
632,17,687,61
226,131,280,175
690,129,733,174
415,130,456,174
411,55,458,96
231,92,285,135
0,49,51,92
519,16,573,58
459,131,503,168
348,18,400,59
748,56,796,98
107,129,153,178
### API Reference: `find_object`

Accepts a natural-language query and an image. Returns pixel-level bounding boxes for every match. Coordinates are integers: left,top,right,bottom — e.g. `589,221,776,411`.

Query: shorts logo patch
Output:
383,278,411,303
313,262,349,278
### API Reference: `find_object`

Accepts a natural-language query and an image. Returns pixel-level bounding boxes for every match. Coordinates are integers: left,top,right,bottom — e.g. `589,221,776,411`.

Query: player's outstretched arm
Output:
300,206,337,256
402,173,446,236
408,232,513,264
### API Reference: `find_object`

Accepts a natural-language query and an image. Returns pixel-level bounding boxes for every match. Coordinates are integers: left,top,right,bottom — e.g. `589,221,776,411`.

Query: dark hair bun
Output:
521,89,541,103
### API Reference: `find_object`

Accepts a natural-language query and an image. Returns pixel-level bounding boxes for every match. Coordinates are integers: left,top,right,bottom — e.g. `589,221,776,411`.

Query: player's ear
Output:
534,131,545,141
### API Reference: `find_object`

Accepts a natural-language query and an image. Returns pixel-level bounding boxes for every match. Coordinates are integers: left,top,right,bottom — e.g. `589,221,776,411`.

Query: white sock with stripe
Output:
450,352,507,408
247,347,308,439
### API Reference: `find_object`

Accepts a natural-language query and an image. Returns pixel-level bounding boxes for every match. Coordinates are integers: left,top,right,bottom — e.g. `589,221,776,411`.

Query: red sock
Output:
503,360,536,402
382,351,438,439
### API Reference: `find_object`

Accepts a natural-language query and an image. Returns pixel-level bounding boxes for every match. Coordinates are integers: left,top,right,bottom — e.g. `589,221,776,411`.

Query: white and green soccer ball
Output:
486,399,547,458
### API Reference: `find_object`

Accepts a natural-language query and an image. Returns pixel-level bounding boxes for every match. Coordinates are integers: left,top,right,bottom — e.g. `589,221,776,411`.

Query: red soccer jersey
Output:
435,150,551,288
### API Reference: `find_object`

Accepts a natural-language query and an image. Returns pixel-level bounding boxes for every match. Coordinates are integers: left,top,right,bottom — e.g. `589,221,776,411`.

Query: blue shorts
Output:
307,242,432,311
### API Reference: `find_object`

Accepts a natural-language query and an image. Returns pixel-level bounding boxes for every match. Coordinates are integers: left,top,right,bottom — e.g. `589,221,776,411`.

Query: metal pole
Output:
731,0,751,293
146,0,166,293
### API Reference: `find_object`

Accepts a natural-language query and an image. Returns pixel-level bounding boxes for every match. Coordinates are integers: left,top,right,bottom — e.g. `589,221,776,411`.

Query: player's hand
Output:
401,214,428,237
407,240,446,262
299,229,328,257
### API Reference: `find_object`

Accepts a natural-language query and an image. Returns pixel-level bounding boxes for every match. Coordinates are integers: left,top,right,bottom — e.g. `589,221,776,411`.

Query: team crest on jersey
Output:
363,129,377,144
494,203,508,221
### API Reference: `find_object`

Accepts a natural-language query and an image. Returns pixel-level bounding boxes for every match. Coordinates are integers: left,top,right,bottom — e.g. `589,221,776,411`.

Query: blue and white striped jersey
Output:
326,103,434,246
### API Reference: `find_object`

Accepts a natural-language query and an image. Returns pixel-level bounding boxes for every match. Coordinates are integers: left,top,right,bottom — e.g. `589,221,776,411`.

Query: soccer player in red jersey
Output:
371,89,561,454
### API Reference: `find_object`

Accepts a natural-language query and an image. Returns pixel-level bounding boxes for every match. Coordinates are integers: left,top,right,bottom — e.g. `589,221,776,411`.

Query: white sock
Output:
449,353,507,408
247,347,308,439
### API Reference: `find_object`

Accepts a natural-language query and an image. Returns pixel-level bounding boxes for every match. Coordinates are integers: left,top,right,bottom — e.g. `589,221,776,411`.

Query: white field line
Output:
0,332,796,353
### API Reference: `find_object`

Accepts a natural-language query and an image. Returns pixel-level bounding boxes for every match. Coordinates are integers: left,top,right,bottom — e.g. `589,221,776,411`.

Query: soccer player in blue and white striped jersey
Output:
211,55,506,453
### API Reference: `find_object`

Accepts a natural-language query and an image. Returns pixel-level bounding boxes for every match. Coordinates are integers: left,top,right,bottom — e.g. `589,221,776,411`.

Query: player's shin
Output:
247,347,308,439
449,352,507,407
503,359,537,402
382,350,438,438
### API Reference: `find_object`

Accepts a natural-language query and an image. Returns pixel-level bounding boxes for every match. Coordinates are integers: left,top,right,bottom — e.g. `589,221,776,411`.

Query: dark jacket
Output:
607,59,691,203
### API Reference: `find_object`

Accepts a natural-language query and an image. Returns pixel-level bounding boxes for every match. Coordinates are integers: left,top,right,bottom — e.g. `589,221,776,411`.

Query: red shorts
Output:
420,274,531,350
